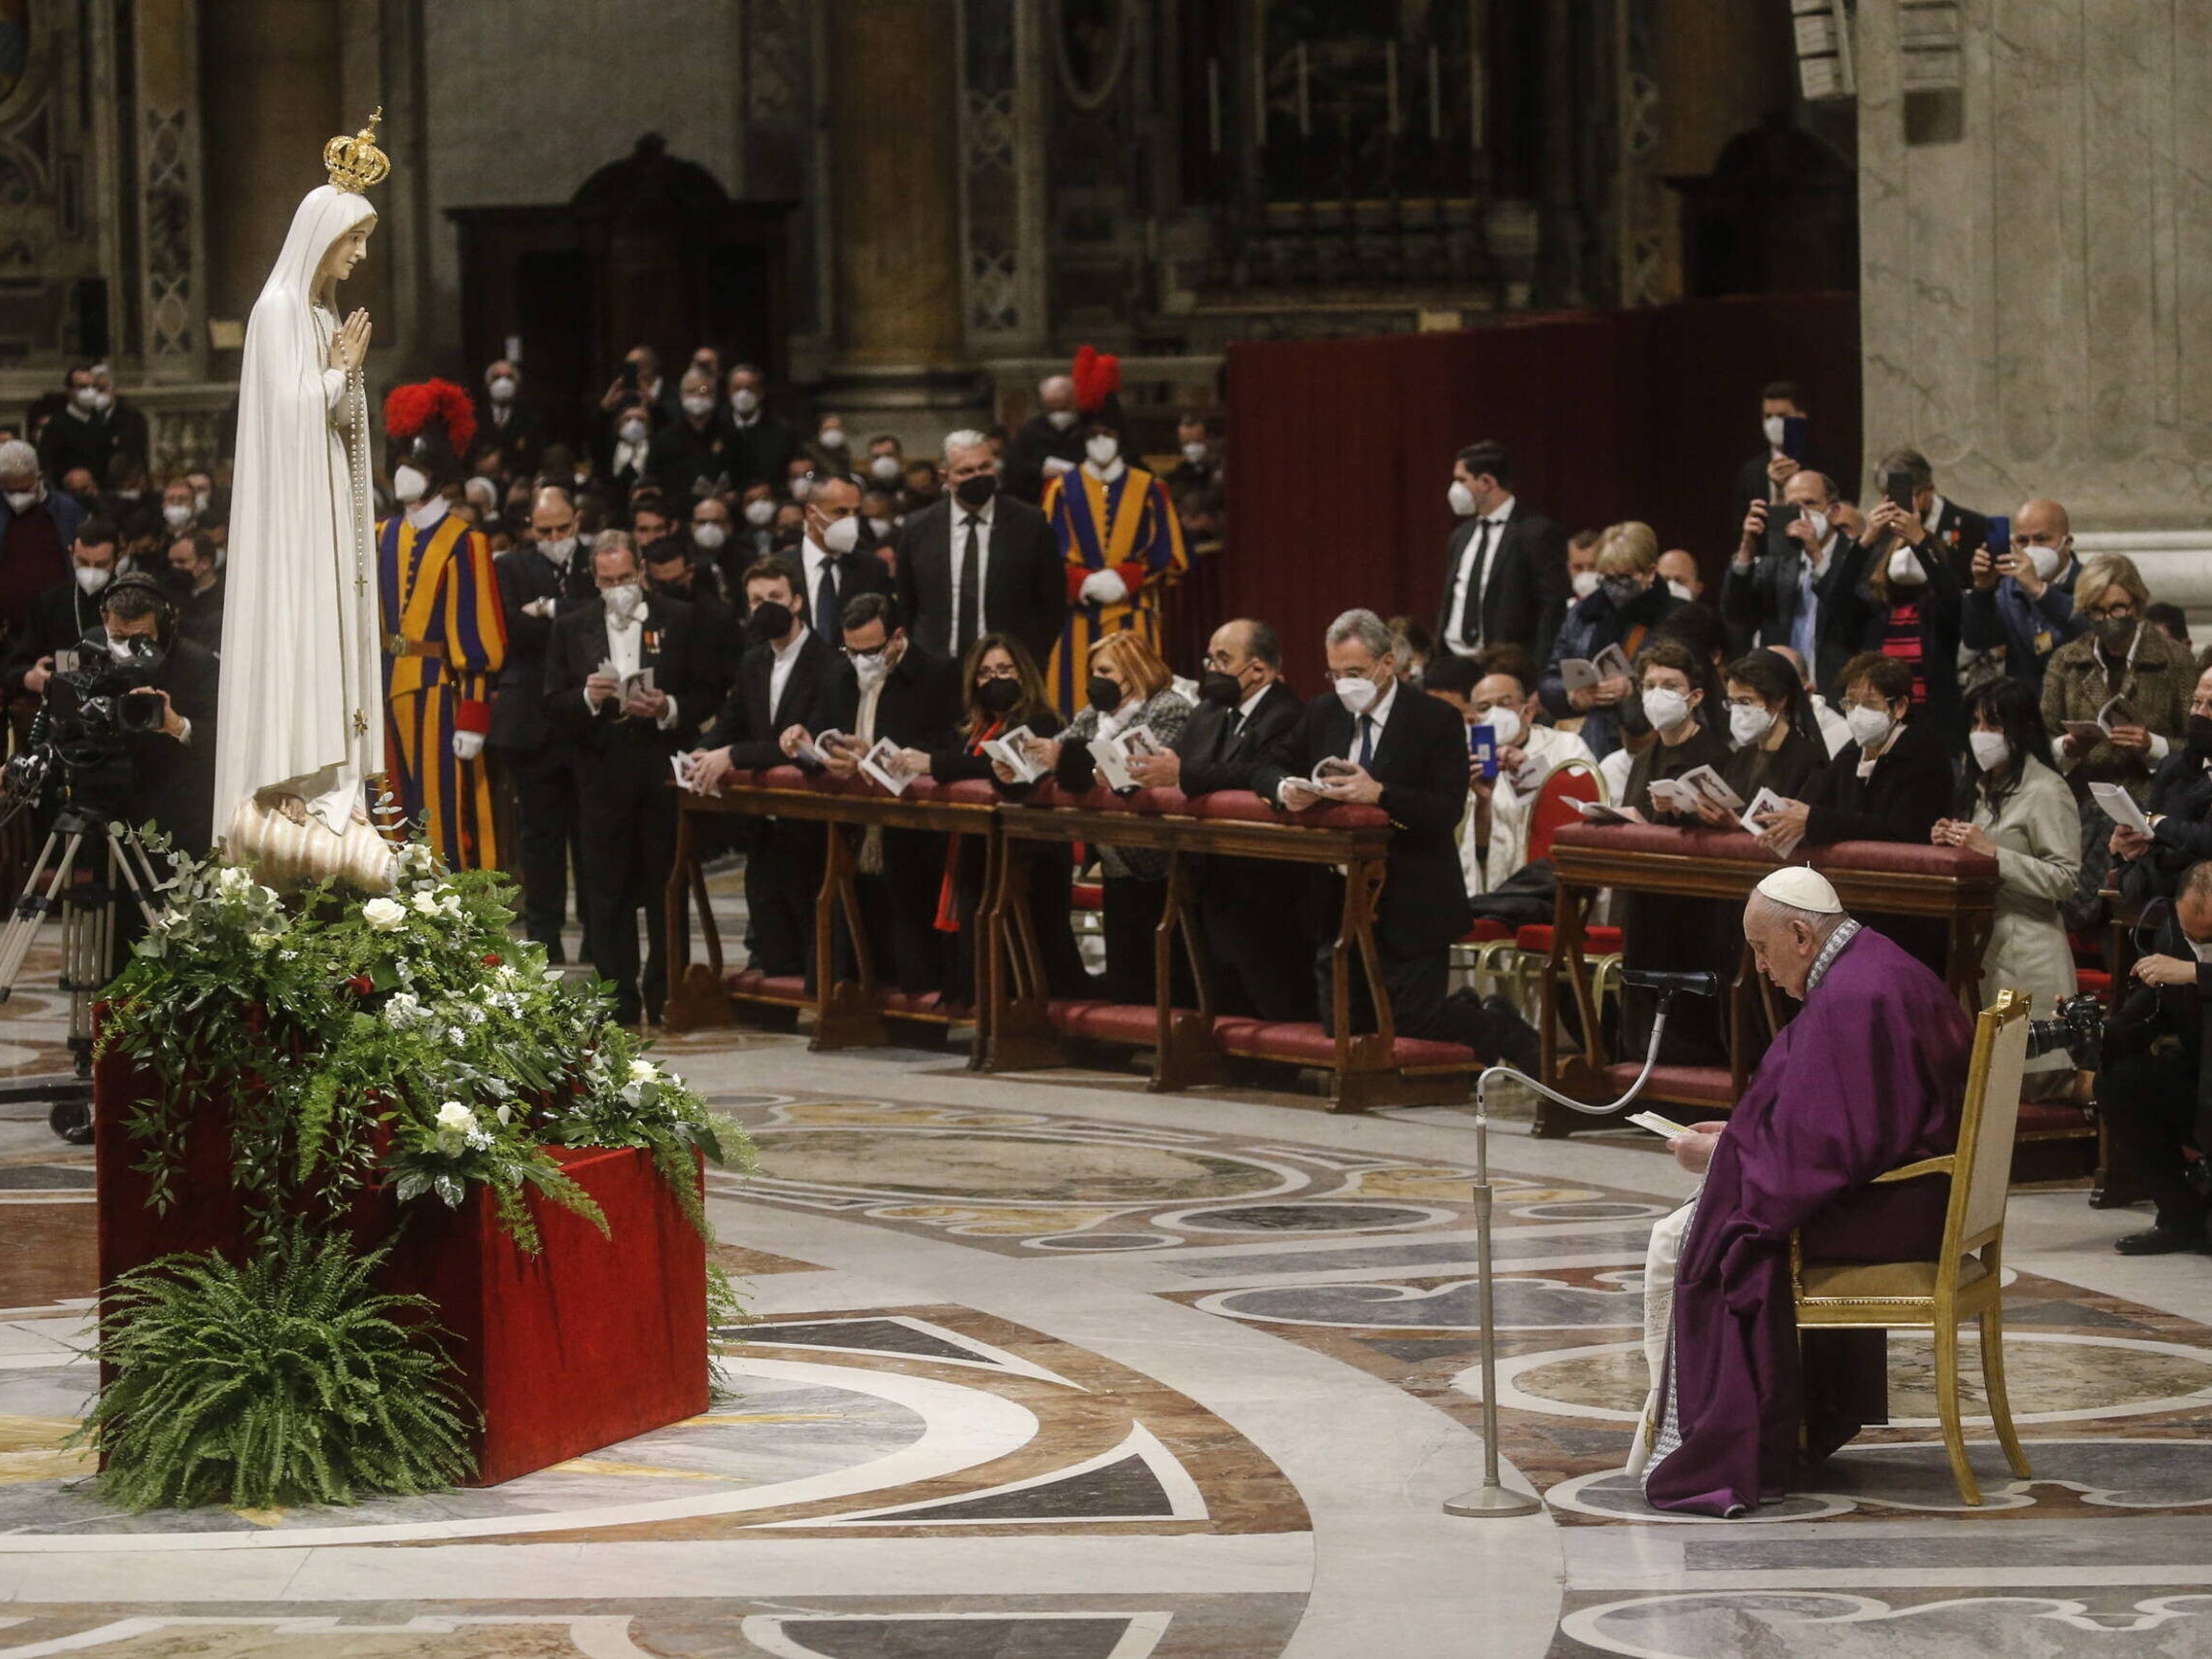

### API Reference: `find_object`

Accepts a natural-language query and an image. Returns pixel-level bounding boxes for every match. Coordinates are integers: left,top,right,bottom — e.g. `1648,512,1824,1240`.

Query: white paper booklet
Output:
857,737,919,796
980,724,1046,784
1740,784,1801,853
2088,781,2153,836
1678,765,1745,812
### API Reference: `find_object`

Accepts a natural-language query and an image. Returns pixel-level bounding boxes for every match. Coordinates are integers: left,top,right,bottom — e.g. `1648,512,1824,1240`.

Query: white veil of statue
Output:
212,171,384,850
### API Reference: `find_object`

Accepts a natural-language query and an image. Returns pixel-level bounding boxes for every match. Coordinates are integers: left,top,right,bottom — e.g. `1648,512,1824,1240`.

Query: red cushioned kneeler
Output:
94,1048,708,1488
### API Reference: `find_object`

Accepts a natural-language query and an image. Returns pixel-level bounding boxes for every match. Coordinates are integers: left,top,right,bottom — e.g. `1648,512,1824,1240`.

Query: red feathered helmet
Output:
383,378,477,489
1071,344,1125,433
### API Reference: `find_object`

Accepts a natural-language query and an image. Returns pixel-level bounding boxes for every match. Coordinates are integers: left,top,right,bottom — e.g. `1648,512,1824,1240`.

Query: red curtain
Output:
1220,292,1861,689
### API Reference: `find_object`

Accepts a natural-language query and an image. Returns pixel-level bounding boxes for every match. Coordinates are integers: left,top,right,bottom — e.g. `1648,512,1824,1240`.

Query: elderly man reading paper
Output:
1628,868,1973,1516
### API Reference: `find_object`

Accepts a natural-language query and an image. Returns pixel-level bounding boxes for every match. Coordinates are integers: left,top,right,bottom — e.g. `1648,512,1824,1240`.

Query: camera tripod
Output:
0,802,167,1144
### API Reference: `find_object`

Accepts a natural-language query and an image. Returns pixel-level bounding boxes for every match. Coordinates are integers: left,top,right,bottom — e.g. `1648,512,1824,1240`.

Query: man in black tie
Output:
793,473,892,637
1252,608,1539,1070
1128,618,1313,1020
1434,440,1569,667
896,430,1064,672
724,362,797,493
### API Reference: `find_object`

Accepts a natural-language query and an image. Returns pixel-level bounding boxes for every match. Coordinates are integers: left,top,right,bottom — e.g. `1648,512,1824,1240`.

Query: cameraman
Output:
2098,858,2212,1256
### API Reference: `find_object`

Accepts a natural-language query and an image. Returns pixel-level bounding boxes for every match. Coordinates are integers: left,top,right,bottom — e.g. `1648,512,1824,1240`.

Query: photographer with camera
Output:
4,517,120,699
2090,859,2212,1256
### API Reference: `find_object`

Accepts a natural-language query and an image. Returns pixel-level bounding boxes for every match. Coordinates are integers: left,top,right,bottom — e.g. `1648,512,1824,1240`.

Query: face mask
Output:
537,534,576,564
74,564,111,595
966,677,1018,716
2028,543,2064,580
1969,730,2011,774
822,514,862,556
160,567,194,598
790,476,814,502
682,394,715,420
2188,714,2212,760
1182,442,1208,466
162,503,192,528
869,455,902,482
1600,575,1642,607
72,386,98,412
691,521,728,552
1845,703,1895,750
818,427,847,449
2095,616,2138,653
955,472,999,509
2190,937,2212,966
851,650,891,690
1448,480,1478,518
743,498,777,527
192,490,211,512
1086,673,1122,713
1886,547,1929,586
602,581,642,621
1334,672,1380,716
1666,580,1696,602
4,489,37,512
771,525,803,550
1481,704,1523,746
488,375,516,403
619,420,647,445
93,389,113,413
1762,414,1786,448
1803,510,1830,543
1047,408,1078,432
107,633,140,662
1199,670,1243,707
747,600,795,643
1570,569,1601,600
1085,434,1120,467
1641,687,1691,733
731,388,759,416
1728,702,1774,746
392,464,428,503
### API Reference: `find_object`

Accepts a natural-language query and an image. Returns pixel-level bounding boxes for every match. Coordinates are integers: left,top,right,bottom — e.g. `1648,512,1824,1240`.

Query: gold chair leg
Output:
1933,1316,1981,1506
1978,1307,2032,1480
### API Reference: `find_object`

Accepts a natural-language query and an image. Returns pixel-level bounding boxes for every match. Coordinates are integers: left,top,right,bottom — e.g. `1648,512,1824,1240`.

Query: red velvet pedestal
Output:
93,1052,709,1487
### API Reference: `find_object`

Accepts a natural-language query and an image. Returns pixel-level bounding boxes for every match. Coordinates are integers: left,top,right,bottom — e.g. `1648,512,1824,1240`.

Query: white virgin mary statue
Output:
213,113,394,886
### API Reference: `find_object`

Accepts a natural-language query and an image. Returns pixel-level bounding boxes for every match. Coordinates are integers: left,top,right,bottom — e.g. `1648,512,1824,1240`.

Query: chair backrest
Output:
1525,760,1604,867
1944,988,2032,1256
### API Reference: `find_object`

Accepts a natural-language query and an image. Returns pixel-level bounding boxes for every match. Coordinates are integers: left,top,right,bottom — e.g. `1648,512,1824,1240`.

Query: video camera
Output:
2,634,169,819
2025,991,2111,1069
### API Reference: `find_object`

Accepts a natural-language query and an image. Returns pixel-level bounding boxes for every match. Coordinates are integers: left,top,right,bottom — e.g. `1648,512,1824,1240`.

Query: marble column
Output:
129,0,209,383
1858,0,2212,612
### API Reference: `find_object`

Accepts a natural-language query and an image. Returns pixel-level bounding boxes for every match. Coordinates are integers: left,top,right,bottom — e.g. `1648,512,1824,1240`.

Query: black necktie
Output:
1357,714,1375,766
956,513,981,654
1458,520,1493,648
815,558,838,633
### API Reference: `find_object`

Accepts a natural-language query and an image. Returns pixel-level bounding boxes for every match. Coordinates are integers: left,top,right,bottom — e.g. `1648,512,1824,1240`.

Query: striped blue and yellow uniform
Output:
1042,464,1188,713
375,511,507,870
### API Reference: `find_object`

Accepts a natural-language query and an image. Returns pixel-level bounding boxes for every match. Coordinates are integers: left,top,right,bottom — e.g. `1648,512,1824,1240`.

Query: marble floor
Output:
6,916,2212,1657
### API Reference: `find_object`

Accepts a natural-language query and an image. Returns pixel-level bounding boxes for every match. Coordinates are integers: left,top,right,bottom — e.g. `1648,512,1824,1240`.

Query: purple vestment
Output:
1643,925,1973,1516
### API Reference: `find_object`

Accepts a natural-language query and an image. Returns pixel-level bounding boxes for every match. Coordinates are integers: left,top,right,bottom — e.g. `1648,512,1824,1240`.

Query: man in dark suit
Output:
598,344,681,432
1251,608,1538,1069
543,536,711,1025
792,472,893,636
805,591,962,996
1729,379,1835,535
643,531,742,696
1719,468,1873,696
645,369,737,501
474,359,543,478
1128,617,1313,1021
688,558,840,978
5,515,119,696
725,363,797,493
1434,440,1569,667
162,530,224,653
1002,374,1084,504
896,431,1064,673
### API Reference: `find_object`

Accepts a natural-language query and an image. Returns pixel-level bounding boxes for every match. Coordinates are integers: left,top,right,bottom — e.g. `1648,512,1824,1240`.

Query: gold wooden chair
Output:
1790,988,2034,1506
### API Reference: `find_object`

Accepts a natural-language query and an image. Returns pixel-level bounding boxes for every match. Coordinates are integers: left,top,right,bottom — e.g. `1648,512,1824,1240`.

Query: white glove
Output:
523,597,556,620
1042,456,1075,478
1080,568,1130,607
452,730,485,761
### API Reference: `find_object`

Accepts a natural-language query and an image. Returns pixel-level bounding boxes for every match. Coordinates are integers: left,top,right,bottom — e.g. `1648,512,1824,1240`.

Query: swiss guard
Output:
1041,346,1187,712
377,377,507,869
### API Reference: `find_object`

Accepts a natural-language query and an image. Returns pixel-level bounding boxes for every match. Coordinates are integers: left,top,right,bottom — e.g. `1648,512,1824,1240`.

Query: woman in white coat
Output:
1932,677,2082,1088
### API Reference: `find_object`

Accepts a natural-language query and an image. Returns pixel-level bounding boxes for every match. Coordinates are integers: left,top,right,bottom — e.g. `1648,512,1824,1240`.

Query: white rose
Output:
248,932,278,950
411,891,440,916
439,892,463,917
434,1100,474,1133
362,897,406,931
628,1058,657,1082
215,866,251,893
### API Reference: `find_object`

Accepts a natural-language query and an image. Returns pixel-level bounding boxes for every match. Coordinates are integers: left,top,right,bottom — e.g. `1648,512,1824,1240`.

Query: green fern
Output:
76,1226,474,1511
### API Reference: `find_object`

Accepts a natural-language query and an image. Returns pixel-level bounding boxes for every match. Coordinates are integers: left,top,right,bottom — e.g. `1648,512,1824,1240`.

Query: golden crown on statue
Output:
324,107,390,194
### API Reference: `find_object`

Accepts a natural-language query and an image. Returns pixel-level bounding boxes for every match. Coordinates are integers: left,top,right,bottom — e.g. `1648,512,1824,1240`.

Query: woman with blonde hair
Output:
1537,519,1682,760
2042,553,2192,805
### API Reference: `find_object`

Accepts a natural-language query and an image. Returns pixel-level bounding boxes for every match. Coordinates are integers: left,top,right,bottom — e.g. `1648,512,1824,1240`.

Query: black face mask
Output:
976,677,1022,715
770,525,803,550
1086,673,1121,713
2188,715,2212,761
954,472,999,509
1198,670,1243,707
2094,616,2139,653
746,601,794,644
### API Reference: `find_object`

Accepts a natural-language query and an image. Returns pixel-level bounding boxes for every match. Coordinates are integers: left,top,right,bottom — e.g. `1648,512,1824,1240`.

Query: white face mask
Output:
681,394,715,420
488,375,516,403
1047,408,1078,432
1887,547,1929,586
72,386,99,412
1085,434,1120,467
822,514,863,556
537,534,576,564
790,476,814,502
1803,510,1830,544
1845,703,1895,750
1968,730,2011,774
602,581,642,621
2189,936,2212,965
619,419,647,445
3,489,37,512
1479,703,1523,746
1666,580,1697,602
730,387,759,416
93,388,113,413
869,455,902,482
1448,480,1477,518
1182,442,1208,465
851,650,892,691
818,426,847,449
691,521,727,551
107,633,139,662
1728,702,1774,746
743,498,776,527
74,563,111,595
392,464,428,504
1334,672,1381,716
162,503,192,528
2028,543,2064,580
869,515,892,539
192,490,211,512
1642,687,1691,733
1762,414,1786,448
1570,568,1601,600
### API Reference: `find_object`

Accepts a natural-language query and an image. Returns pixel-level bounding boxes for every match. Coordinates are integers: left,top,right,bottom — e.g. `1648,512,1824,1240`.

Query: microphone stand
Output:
1441,989,1689,1519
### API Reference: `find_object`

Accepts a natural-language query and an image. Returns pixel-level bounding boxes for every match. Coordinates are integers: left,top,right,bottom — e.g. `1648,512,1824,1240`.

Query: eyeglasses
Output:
976,663,1020,681
2083,602,2137,621
1322,665,1380,683
1840,695,1896,714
